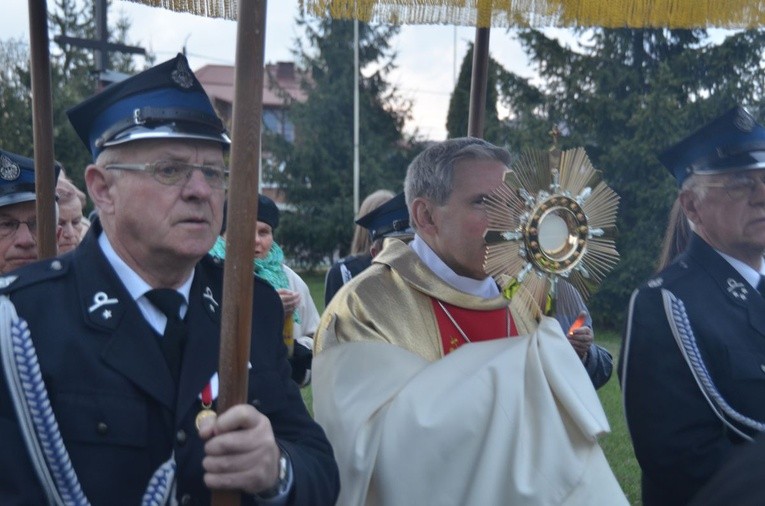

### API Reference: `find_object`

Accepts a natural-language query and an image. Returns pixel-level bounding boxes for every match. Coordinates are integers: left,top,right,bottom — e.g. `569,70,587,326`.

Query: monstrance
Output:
484,133,620,313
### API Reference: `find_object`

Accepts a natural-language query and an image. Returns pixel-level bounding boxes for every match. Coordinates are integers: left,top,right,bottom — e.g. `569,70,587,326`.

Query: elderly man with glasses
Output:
0,54,339,505
620,106,765,506
0,150,61,273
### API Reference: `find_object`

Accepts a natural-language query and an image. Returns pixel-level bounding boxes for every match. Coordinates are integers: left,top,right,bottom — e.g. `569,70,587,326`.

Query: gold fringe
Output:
302,0,765,29
124,0,237,20
127,0,765,29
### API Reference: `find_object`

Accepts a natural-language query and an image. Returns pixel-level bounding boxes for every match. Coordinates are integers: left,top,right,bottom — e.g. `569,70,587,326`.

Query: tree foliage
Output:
492,28,765,329
269,16,420,267
446,43,504,144
0,0,147,194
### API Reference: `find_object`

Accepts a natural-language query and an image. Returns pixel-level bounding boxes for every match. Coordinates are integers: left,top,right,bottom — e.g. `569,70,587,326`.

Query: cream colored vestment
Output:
314,239,627,505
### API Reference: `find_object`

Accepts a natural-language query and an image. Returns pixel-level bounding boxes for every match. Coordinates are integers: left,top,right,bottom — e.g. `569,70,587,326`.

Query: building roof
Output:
195,61,307,109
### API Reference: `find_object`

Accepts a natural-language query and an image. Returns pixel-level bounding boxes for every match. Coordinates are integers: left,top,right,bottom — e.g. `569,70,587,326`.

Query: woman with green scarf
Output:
210,195,320,387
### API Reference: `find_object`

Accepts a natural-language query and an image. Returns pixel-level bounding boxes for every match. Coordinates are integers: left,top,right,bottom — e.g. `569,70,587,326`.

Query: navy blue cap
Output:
67,53,230,160
659,106,765,186
0,150,61,208
258,194,280,230
355,192,412,241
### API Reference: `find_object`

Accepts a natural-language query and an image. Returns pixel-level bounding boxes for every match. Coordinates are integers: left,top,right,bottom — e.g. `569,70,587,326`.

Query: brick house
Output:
195,61,307,208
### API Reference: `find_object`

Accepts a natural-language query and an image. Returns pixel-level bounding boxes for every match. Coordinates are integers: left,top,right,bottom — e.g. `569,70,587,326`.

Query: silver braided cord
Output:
662,289,765,440
0,295,176,505
0,295,82,506
142,456,177,506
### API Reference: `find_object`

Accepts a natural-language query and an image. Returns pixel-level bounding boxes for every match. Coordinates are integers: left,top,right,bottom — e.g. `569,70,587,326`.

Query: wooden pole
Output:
467,27,490,139
27,0,57,259
213,0,267,504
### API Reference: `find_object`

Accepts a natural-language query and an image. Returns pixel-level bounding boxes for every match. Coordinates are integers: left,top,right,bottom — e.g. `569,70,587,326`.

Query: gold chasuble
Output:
314,239,627,506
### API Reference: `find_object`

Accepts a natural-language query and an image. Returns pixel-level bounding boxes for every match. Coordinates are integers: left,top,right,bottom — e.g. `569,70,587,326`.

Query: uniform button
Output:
250,398,261,407
96,422,108,435
180,494,192,505
176,429,187,445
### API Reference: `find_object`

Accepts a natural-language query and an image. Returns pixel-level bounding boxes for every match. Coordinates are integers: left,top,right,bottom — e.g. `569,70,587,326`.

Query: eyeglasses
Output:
0,218,36,239
697,173,765,200
105,161,229,190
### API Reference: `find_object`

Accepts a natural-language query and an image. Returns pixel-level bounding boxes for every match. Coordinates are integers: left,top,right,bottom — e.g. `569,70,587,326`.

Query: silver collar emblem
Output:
203,287,219,312
89,291,119,313
727,278,748,301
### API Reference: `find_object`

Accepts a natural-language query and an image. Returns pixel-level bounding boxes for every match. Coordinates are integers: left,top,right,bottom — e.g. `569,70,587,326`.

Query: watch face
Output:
255,451,290,499
278,454,288,481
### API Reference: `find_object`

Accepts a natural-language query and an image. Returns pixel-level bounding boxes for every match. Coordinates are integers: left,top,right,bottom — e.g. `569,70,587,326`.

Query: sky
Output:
1,0,545,141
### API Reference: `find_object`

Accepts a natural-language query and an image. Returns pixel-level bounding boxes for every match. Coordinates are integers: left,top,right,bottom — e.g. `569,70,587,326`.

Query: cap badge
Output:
734,108,755,132
0,155,21,181
171,58,194,89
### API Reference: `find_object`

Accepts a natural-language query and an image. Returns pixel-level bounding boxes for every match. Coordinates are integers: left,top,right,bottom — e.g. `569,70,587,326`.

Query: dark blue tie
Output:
145,289,187,384
758,276,765,299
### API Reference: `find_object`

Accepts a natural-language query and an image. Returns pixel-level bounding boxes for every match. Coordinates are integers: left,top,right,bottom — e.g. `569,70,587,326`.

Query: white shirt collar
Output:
717,249,765,290
410,234,499,298
98,232,193,333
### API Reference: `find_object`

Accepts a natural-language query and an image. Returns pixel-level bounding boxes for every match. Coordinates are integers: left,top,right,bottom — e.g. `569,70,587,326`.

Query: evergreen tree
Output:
0,0,147,193
496,28,765,328
269,16,419,267
446,44,504,144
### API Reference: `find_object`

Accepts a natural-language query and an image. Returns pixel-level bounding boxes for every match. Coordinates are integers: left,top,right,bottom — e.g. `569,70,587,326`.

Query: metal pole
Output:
467,27,490,138
353,17,360,215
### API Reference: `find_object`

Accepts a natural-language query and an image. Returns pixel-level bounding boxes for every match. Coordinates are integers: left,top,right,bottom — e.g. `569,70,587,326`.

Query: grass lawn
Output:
300,271,641,504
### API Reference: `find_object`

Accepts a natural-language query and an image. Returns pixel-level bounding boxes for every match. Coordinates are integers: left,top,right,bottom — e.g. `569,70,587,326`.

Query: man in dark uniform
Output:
620,106,765,505
0,150,60,273
323,192,412,306
0,54,339,505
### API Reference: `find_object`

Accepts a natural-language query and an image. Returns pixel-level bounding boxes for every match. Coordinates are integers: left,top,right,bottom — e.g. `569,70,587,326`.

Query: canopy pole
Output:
214,0,267,504
353,17,360,215
467,27,490,138
28,0,58,258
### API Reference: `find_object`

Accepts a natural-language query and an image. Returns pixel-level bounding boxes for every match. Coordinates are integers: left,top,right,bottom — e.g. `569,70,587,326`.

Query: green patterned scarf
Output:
209,235,300,323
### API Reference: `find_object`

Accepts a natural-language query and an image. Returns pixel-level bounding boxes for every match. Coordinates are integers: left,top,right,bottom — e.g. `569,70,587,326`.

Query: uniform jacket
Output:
620,233,765,505
0,224,339,505
323,253,372,307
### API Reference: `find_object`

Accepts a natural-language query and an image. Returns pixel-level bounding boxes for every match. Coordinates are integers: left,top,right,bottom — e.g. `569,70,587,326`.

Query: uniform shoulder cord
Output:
0,295,177,506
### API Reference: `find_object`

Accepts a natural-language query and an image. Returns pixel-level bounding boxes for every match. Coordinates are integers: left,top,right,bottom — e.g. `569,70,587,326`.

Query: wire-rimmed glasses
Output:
696,172,765,200
0,219,37,239
105,160,229,190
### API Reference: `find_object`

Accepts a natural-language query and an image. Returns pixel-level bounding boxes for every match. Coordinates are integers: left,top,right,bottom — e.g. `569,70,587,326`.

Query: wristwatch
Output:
257,448,292,499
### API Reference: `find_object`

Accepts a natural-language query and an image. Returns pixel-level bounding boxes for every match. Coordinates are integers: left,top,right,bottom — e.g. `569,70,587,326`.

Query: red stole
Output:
431,299,518,355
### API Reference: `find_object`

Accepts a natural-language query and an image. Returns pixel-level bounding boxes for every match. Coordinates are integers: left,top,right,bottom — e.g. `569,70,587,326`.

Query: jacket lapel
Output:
687,234,765,337
74,227,175,410
175,264,221,422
